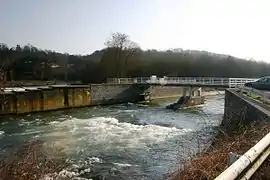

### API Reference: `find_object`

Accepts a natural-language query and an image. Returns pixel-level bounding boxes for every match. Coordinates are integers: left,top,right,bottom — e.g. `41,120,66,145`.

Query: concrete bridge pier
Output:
166,86,204,110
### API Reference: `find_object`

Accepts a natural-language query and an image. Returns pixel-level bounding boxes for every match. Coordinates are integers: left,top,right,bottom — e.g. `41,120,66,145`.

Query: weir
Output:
0,84,205,115
0,76,258,115
166,87,204,110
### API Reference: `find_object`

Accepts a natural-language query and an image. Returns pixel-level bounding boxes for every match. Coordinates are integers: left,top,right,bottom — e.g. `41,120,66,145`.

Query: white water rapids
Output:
0,95,224,180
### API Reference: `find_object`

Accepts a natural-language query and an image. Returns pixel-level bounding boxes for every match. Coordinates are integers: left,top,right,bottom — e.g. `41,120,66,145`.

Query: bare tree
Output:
0,64,6,90
105,32,140,77
0,44,9,88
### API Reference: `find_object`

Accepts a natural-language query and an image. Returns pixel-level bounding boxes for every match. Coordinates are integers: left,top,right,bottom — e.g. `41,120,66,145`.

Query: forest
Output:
0,32,269,84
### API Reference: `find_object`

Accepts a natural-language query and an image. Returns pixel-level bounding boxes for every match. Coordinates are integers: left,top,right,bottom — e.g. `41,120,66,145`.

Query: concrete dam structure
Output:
0,84,204,115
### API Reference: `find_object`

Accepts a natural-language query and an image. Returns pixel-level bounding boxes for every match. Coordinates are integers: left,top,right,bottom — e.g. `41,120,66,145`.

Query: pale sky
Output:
0,0,269,61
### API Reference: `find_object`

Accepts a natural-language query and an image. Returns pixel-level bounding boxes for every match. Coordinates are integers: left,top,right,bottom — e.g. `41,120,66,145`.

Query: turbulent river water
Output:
0,94,224,180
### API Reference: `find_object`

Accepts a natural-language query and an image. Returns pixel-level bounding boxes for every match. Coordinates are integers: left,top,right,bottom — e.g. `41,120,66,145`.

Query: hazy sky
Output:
0,0,269,61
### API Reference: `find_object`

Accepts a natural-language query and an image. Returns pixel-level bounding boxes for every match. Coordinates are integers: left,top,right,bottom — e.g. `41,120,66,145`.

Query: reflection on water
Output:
0,95,224,180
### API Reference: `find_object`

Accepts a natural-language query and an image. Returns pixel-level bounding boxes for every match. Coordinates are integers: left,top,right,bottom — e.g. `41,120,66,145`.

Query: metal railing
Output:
214,88,270,179
107,77,258,88
229,78,258,88
215,132,270,180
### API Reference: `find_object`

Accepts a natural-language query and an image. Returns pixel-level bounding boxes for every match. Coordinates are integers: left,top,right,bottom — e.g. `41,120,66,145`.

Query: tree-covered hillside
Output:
0,33,269,83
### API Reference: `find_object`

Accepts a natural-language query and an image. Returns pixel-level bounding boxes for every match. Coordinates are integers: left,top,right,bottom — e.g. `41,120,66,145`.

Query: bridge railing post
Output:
229,78,233,88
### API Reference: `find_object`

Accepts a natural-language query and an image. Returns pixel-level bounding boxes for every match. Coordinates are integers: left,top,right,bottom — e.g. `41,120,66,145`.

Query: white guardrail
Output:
215,132,270,180
107,77,258,88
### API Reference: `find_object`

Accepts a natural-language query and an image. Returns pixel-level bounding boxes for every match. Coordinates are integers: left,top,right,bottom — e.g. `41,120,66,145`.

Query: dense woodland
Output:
0,32,270,84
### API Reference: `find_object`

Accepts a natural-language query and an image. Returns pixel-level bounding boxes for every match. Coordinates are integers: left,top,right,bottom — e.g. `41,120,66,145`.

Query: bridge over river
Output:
107,77,258,88
0,77,269,179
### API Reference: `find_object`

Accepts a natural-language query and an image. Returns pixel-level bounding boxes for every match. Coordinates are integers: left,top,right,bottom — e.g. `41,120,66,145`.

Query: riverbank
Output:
171,123,270,180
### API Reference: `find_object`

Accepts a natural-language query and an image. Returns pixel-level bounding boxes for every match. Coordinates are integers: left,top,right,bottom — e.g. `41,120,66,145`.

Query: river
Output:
0,94,224,180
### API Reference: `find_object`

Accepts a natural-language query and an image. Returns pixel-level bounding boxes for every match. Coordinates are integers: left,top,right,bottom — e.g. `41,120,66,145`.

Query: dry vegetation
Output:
171,124,270,180
0,140,66,180
239,89,270,105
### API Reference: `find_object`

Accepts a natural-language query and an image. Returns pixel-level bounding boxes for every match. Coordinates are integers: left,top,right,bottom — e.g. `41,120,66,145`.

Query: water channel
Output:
0,94,224,180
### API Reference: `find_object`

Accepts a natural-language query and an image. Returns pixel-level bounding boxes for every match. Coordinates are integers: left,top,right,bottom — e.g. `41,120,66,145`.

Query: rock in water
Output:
166,96,190,110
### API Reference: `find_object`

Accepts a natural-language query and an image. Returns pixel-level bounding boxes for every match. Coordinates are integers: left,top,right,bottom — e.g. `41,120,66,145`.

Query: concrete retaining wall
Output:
0,84,187,115
90,84,146,105
223,89,270,133
0,92,17,115
43,88,66,111
67,86,91,107
16,90,43,114
186,96,204,107
146,86,184,99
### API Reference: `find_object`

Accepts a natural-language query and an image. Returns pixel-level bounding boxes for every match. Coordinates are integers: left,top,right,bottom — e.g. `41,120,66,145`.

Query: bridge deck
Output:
134,83,229,88
107,77,258,88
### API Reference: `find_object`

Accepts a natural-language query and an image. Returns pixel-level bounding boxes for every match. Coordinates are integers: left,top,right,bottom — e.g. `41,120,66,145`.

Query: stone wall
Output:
90,84,147,105
147,86,184,99
223,89,270,133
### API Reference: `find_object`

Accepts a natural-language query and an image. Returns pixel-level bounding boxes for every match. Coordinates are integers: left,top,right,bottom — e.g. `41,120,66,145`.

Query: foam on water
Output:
48,121,60,125
117,109,136,113
113,162,135,167
88,157,102,163
0,95,224,180
1,121,8,125
82,117,185,147
39,116,189,160
9,130,43,136
0,131,4,135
